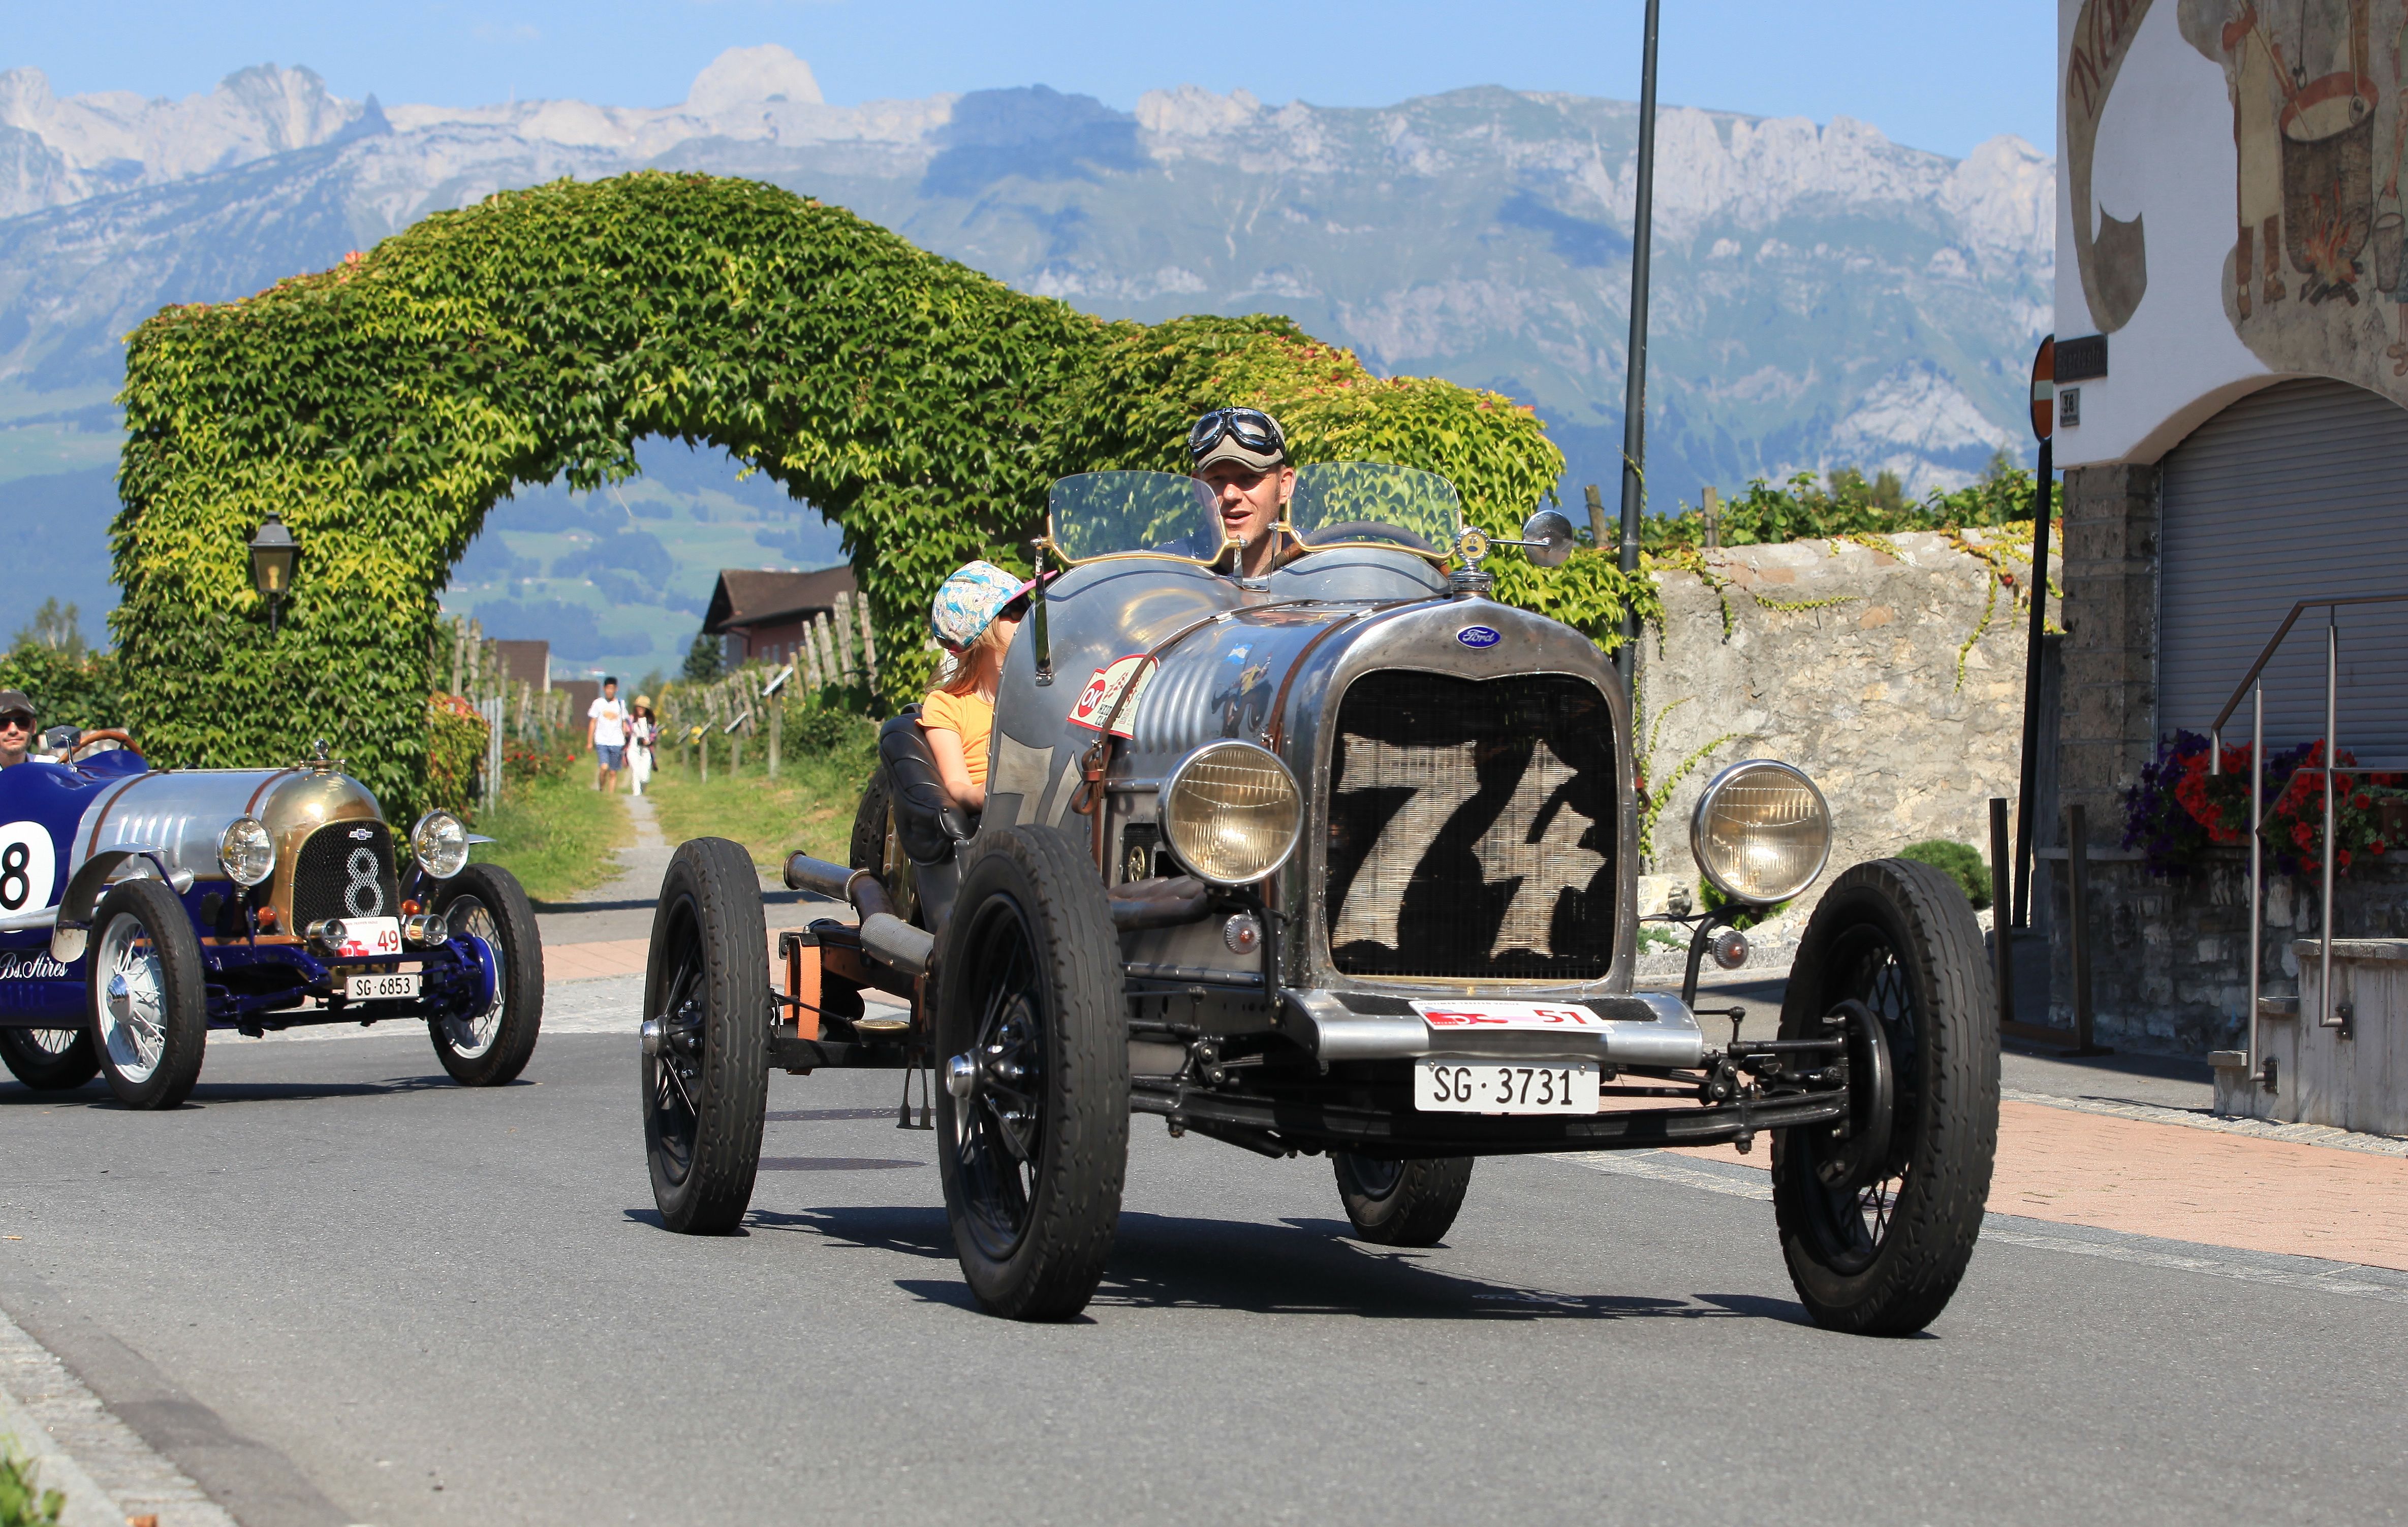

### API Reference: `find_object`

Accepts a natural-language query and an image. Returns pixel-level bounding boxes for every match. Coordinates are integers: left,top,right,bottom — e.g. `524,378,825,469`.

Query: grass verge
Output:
470,768,630,903
648,733,879,875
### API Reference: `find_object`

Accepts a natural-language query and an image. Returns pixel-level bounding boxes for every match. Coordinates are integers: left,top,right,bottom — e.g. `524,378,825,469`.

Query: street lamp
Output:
248,512,298,634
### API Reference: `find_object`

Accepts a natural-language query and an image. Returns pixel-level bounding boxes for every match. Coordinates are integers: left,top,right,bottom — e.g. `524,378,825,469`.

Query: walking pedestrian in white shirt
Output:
587,677,629,793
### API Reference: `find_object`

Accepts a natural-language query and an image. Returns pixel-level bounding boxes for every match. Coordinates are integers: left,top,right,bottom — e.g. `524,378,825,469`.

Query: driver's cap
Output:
0,690,34,722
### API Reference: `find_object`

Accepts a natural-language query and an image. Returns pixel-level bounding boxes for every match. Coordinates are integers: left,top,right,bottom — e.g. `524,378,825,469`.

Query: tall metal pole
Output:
2013,433,2052,927
1613,0,1664,702
2013,334,2056,930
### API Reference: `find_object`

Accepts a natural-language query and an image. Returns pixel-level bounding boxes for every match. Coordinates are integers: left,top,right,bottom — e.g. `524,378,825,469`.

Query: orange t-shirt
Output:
920,690,993,788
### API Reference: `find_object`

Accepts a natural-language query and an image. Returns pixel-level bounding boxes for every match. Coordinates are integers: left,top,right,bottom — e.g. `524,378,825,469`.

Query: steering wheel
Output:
71,728,138,763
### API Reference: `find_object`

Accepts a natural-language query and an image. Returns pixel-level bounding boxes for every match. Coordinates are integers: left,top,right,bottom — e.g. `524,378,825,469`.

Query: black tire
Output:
1332,1154,1474,1246
1771,858,1998,1336
87,879,207,1110
0,1027,98,1091
429,864,545,1086
933,824,1128,1320
643,837,771,1234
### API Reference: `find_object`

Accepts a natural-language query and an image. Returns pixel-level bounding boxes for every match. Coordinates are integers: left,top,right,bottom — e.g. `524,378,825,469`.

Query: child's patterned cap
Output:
930,561,1027,652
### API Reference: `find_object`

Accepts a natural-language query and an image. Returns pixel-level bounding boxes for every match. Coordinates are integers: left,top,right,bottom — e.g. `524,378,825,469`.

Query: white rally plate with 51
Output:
1409,1000,1606,1114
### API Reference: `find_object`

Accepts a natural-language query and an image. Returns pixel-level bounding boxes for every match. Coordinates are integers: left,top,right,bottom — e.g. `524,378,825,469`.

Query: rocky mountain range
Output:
0,47,2054,665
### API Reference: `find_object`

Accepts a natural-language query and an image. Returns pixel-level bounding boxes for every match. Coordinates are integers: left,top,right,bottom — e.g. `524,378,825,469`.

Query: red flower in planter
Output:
2339,848,2354,869
2294,820,2317,848
2353,792,2372,810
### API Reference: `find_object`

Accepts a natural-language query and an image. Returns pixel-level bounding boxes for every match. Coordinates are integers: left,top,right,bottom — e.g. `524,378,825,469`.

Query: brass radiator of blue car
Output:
1323,671,1617,981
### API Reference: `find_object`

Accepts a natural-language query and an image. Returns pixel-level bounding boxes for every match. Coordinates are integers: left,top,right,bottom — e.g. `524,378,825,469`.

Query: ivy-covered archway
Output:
114,171,1632,810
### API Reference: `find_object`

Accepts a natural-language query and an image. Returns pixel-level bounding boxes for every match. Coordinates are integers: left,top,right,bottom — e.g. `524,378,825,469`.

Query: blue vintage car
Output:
0,733,542,1108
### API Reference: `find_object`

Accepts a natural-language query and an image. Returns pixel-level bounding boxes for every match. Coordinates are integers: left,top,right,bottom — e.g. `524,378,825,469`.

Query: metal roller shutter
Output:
2157,376,2408,764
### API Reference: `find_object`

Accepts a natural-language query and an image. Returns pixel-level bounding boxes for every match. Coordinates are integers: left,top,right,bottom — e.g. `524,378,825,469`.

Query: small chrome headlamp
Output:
217,816,275,887
1158,741,1303,886
411,810,471,880
1688,759,1832,907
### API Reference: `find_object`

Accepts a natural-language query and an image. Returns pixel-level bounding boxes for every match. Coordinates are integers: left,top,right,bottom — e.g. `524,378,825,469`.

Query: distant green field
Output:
440,440,847,680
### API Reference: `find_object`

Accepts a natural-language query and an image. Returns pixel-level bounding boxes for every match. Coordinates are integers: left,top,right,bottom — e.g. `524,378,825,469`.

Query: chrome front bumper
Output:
1279,990,1707,1069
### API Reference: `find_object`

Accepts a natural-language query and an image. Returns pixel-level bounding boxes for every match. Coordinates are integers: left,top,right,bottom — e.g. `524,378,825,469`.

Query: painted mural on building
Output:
2066,0,2408,407
2181,0,2408,386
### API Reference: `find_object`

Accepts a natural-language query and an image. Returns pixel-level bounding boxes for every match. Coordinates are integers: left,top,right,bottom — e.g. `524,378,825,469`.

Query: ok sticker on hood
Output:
1067,655,1156,737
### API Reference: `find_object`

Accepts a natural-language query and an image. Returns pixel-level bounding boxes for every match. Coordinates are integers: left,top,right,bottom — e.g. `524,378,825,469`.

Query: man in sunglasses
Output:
1186,407,1297,579
0,692,36,769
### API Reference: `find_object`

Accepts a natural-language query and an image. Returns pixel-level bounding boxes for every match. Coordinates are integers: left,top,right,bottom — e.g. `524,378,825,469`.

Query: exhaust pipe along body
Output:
784,851,922,972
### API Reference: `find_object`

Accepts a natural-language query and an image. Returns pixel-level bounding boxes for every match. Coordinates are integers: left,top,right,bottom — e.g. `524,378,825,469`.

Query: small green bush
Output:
1898,839,1992,909
0,1441,64,1527
425,696,488,819
1698,879,1794,931
783,693,879,758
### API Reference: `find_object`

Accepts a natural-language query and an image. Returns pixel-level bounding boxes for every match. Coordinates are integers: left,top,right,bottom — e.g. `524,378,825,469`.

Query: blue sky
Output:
5,1,2053,160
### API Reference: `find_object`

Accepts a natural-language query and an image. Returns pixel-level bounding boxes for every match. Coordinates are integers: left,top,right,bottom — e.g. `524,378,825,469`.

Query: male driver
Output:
587,677,629,793
1188,407,1297,579
0,691,34,768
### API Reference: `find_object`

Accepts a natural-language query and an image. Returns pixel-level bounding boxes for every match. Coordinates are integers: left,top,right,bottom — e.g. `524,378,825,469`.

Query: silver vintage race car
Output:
0,735,543,1109
640,464,1998,1333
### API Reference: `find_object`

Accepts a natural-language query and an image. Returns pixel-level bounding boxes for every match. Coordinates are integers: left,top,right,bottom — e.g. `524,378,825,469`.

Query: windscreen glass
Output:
1285,462,1461,560
1047,472,1226,565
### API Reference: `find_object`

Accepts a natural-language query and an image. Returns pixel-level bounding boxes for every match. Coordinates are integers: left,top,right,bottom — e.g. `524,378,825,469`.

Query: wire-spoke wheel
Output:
87,879,206,1109
1332,1153,1474,1246
1772,858,1997,1335
642,837,769,1234
0,1024,98,1091
429,865,544,1086
934,825,1126,1320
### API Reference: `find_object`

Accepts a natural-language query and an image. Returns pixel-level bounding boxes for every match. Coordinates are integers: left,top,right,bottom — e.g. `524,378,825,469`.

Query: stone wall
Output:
1634,527,2058,894
2044,852,2408,1053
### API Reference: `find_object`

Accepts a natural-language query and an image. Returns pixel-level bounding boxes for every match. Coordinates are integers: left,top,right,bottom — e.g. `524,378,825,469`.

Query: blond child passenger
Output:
921,561,1031,812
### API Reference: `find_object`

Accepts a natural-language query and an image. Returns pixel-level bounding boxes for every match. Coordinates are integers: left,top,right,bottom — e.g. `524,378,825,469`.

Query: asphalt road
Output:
2,1031,2402,1527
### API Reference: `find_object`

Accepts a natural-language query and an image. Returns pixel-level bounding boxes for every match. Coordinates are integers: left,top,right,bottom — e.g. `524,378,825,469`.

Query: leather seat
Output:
880,706,978,864
878,706,979,933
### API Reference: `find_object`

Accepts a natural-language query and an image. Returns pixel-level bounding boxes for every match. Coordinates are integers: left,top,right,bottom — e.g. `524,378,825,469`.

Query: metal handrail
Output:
2206,592,2408,1089
2209,592,2408,735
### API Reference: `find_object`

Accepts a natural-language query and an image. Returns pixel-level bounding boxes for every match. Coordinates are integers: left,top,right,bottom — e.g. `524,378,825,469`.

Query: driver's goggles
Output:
1187,407,1286,462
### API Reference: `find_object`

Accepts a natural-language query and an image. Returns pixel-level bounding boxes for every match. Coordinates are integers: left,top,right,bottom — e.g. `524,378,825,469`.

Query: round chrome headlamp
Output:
217,816,275,887
1688,759,1832,906
411,810,471,880
1158,741,1303,886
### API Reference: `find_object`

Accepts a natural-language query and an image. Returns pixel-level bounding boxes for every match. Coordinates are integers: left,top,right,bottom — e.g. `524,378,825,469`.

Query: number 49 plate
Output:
1414,1060,1600,1114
